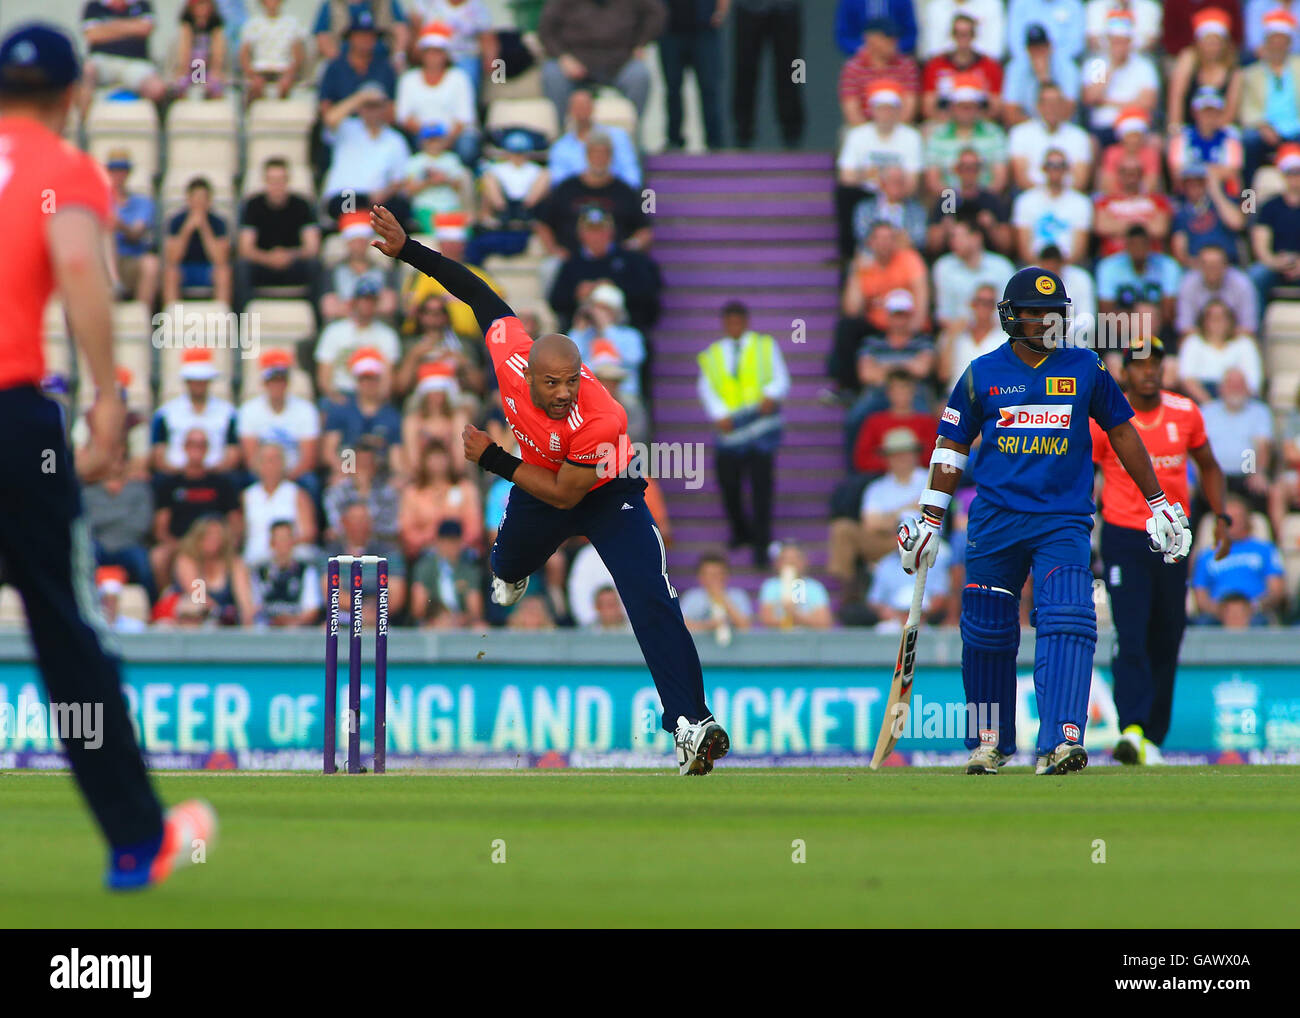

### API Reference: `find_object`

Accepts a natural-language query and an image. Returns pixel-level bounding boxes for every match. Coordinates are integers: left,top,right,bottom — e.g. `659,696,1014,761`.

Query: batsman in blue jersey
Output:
897,267,1194,775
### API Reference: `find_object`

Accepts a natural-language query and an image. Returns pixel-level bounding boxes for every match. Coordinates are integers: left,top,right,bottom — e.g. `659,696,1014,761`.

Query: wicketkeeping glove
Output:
1145,493,1192,563
897,512,942,575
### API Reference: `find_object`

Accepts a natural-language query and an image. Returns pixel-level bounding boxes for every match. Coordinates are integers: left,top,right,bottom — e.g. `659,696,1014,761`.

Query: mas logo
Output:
989,384,1027,396
1035,274,1057,295
996,404,1073,429
1045,376,1075,395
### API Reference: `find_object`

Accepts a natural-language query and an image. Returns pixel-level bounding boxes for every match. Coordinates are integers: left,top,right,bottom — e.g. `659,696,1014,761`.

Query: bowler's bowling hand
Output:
369,205,407,257
462,423,491,464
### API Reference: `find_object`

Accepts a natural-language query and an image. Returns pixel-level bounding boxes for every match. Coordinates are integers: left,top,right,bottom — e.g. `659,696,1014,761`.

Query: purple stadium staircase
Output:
646,152,843,595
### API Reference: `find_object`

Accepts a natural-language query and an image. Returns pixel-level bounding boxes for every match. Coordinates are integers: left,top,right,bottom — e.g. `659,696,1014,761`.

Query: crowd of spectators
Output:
828,1,1300,630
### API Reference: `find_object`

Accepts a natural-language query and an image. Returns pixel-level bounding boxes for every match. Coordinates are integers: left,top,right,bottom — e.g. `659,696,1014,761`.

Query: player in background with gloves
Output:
1092,335,1230,766
897,267,1191,776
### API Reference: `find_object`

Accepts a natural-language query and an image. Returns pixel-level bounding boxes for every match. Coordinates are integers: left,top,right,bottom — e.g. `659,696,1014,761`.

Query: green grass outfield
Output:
2,767,1298,928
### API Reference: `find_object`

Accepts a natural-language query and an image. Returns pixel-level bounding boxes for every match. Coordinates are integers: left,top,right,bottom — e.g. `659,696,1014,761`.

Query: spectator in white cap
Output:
237,349,321,497
315,276,403,400
1081,8,1159,144
150,349,240,473
836,82,923,258
322,211,399,321
403,360,470,461
397,21,479,165
569,282,646,397
322,347,406,478
321,79,412,225
403,121,474,233
587,337,649,445
859,426,930,564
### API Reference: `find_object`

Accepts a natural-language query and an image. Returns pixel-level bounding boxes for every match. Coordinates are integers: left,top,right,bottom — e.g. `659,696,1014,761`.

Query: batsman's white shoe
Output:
1036,742,1089,775
491,575,528,606
965,744,1011,774
674,715,730,776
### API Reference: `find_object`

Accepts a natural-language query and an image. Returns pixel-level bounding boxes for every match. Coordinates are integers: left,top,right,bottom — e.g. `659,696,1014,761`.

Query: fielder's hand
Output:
369,205,407,257
898,515,941,575
76,390,126,483
1146,494,1192,563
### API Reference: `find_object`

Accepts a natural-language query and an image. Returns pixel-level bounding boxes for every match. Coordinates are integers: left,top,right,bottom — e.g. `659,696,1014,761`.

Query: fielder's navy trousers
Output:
1101,521,1190,746
0,386,162,845
491,476,712,731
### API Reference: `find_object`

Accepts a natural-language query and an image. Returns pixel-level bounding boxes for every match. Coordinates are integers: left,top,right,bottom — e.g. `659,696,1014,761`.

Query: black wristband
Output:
478,442,522,482
1216,512,1232,526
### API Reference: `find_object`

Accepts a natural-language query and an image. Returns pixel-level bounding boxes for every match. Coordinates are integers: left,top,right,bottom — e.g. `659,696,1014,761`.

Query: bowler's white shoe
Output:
674,715,730,776
491,575,528,606
1115,724,1165,765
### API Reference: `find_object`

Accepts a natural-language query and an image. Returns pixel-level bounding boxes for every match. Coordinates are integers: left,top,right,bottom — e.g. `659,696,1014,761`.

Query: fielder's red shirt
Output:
0,116,112,388
486,316,632,489
1091,390,1208,531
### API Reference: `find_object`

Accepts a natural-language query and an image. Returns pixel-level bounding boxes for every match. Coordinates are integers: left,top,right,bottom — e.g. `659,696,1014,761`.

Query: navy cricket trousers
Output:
491,476,711,731
1101,521,1190,745
0,387,162,846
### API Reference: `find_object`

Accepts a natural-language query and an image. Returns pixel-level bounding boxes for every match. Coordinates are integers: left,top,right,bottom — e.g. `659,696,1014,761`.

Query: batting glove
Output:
1145,493,1192,563
898,512,942,575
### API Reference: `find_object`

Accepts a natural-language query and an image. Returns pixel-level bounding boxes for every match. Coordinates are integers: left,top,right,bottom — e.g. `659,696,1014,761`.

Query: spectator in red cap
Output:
394,294,487,397
150,348,240,474
396,22,479,165
403,360,470,461
96,566,146,633
237,348,321,497
322,210,398,320
1241,8,1300,182
1167,7,1241,135
923,72,1008,197
1162,0,1244,57
1099,106,1164,194
322,346,405,477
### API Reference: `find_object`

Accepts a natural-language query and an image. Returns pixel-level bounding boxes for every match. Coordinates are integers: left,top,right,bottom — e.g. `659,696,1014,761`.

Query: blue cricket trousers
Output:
1101,521,1189,745
491,476,711,731
0,386,162,845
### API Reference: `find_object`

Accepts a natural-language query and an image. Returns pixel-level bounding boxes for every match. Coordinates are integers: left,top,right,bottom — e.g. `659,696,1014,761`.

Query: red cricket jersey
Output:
0,116,112,388
486,316,633,489
1091,390,1208,531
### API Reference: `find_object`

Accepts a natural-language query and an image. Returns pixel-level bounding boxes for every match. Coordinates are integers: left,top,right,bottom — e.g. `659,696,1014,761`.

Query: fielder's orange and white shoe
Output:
106,799,218,891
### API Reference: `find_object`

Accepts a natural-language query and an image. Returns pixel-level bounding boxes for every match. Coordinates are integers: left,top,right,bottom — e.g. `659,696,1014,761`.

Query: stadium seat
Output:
1251,167,1286,207
593,91,638,137
1263,300,1300,346
482,255,546,307
320,232,391,268
1267,340,1300,378
86,93,159,134
113,301,154,346
1282,513,1300,551
165,96,239,138
245,135,312,179
484,63,544,102
75,342,153,416
243,299,317,346
1270,371,1300,410
486,97,559,141
119,585,152,624
246,97,317,138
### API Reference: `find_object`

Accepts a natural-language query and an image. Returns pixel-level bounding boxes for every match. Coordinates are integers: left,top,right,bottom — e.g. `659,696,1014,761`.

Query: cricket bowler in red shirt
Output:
370,204,730,775
1091,336,1230,764
0,22,213,887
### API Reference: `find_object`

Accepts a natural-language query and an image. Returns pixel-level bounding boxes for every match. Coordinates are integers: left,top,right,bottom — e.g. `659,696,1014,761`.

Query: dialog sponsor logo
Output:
996,404,1073,430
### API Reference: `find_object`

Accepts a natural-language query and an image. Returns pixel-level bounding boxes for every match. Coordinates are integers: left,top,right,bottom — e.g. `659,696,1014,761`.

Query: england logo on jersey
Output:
549,432,561,452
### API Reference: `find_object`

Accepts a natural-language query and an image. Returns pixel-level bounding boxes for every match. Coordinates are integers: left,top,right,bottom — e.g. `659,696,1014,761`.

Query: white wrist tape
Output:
920,488,952,511
931,447,969,473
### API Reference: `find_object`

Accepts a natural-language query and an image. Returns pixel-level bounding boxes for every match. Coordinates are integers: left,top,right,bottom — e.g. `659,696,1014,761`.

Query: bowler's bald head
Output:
528,333,581,375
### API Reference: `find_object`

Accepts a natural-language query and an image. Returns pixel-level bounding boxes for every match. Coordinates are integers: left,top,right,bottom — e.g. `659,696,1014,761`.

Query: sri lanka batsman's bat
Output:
870,560,929,769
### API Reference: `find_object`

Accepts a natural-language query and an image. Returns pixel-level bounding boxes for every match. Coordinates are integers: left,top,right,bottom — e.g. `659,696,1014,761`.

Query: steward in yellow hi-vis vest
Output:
696,301,791,567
